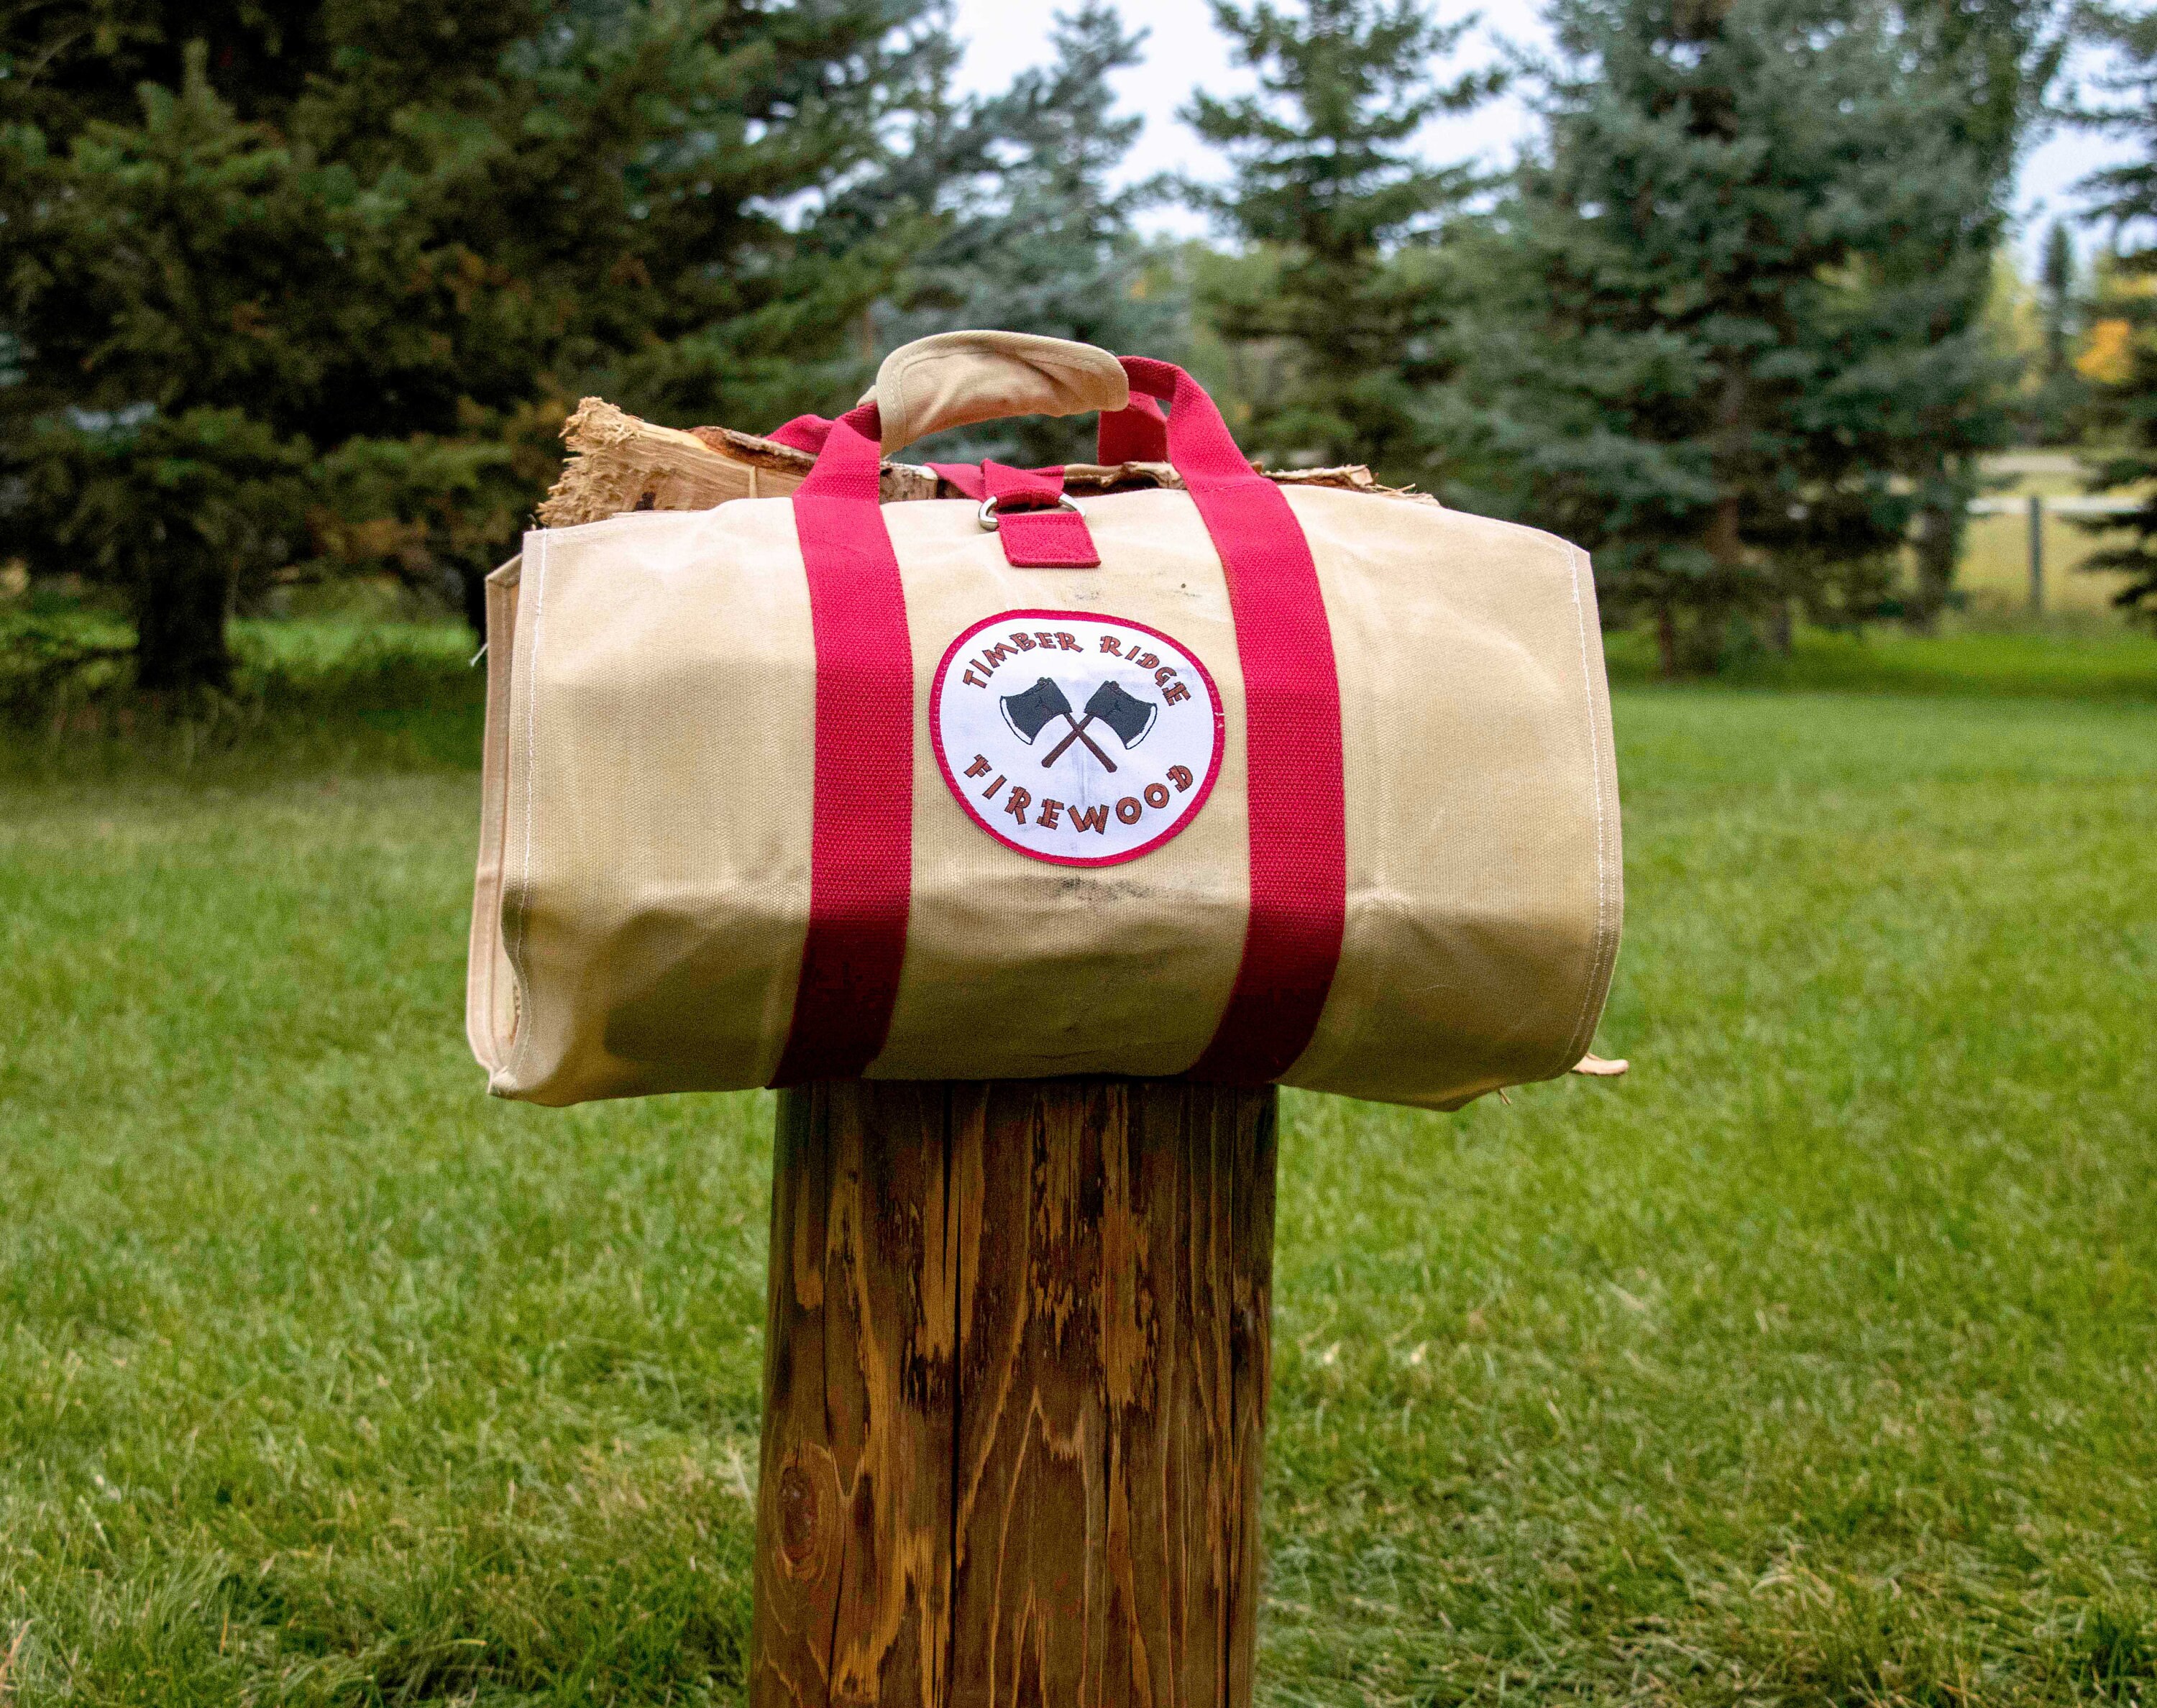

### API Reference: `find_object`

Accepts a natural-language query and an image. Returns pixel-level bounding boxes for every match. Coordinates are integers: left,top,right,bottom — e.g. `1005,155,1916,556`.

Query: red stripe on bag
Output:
770,403,913,1085
770,363,1338,1085
1121,358,1347,1084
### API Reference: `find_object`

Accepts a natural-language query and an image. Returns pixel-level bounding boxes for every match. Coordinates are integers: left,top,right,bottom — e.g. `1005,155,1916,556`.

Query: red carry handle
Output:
774,350,1346,1090
792,357,1255,502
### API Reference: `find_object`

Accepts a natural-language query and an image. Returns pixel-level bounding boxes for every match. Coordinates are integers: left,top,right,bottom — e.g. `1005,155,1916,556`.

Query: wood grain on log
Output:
753,1083,955,1708
538,395,1433,528
752,1079,1278,1708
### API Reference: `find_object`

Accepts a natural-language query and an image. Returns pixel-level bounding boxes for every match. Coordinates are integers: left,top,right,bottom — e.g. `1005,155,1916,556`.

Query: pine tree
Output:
2011,219,2089,446
1442,0,2048,671
1183,0,1491,478
2071,3,2157,620
1,0,949,689
878,3,1188,467
2042,220,2079,380
1892,0,2063,632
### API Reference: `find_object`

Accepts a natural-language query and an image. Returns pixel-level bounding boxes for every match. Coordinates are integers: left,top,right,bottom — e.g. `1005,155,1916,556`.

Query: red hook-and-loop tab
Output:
930,459,1101,569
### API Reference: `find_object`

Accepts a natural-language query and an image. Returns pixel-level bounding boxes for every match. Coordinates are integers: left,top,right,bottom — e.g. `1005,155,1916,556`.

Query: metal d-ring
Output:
978,493,1083,533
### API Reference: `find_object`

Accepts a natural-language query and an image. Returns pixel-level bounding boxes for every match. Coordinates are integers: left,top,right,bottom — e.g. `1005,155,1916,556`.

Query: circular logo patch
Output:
931,609,1224,866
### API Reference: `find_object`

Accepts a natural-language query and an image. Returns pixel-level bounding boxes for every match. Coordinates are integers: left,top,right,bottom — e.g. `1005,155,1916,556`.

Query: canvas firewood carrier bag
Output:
467,332,1623,1111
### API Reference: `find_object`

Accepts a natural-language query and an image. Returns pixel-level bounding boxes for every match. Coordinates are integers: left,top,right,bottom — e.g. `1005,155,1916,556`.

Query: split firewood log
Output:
536,396,1436,528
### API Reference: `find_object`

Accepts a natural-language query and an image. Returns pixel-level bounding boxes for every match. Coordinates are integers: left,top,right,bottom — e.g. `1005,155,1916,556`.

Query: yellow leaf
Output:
2076,318,2134,385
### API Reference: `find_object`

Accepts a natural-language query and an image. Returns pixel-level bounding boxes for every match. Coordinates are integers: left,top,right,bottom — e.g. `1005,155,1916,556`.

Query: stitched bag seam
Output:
504,529,549,1083
1562,541,1617,1070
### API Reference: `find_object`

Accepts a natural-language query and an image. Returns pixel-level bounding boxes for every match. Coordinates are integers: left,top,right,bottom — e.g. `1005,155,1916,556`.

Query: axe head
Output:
1001,676,1074,745
1085,679,1158,749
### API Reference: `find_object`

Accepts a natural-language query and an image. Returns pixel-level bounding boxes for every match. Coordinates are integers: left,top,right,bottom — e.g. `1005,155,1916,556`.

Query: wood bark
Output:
751,1078,1278,1708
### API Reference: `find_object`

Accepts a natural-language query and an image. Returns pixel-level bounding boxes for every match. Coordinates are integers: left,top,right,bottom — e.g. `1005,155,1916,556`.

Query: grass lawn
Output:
1,635,2153,1704
1601,623,2157,702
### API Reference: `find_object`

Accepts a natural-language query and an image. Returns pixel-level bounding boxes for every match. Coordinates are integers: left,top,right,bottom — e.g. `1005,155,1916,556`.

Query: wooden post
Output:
749,1078,1278,1708
2028,492,2046,615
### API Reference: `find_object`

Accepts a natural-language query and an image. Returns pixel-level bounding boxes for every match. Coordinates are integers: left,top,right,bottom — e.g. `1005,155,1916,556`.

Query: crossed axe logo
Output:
1000,677,1159,773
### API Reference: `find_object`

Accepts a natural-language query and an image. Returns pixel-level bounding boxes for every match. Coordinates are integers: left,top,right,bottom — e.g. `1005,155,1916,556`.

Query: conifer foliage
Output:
2041,221,2082,389
1445,0,2050,671
1892,0,2062,632
2073,1,2157,620
1184,0,1491,478
879,3,1187,466
1,0,949,688
0,0,2094,687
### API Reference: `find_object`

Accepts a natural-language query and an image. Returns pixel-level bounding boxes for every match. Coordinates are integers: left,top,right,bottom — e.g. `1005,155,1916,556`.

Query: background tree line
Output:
2,0,2149,692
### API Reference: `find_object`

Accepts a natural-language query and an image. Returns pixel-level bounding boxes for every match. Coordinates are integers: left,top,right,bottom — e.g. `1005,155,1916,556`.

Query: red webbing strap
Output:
981,462,1098,567
769,401,913,1085
982,460,1065,508
927,461,987,499
1120,357,1346,1084
1098,394,1168,464
927,462,1100,567
766,359,1339,1085
777,398,1167,464
766,413,834,454
926,462,1065,503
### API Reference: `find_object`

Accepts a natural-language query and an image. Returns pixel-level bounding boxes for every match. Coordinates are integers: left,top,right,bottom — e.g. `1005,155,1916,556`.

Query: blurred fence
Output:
1966,493,2138,615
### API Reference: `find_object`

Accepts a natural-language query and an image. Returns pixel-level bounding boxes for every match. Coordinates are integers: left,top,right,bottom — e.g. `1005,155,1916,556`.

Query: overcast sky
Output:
946,0,2135,269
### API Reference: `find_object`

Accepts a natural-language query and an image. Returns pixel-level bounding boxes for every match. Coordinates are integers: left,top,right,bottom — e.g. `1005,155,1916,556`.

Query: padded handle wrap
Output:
862,331,1132,454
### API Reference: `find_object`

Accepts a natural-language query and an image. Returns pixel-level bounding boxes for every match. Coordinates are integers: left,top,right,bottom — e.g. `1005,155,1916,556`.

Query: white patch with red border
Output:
931,610,1224,866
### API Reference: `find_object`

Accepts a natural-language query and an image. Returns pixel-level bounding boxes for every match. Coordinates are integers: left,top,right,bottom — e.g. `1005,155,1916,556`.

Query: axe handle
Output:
1044,714,1116,772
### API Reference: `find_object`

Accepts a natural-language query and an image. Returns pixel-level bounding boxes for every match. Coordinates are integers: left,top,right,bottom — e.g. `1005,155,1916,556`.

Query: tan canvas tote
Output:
468,333,1622,1111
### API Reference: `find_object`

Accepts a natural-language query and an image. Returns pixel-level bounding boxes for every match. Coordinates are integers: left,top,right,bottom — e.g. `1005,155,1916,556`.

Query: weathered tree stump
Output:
750,1078,1278,1708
